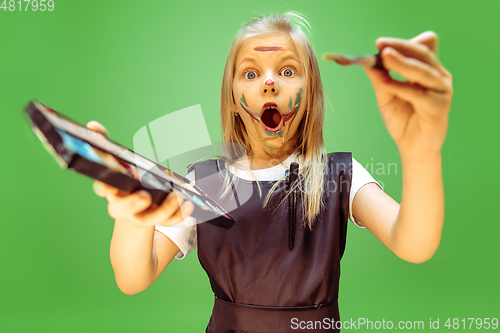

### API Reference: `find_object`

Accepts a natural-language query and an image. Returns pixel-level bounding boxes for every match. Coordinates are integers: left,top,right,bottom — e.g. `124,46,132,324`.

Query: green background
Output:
1,0,499,332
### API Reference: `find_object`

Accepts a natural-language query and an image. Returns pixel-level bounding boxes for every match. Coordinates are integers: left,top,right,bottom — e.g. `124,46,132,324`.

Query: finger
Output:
93,181,128,203
382,78,453,112
363,66,396,108
377,37,439,67
381,47,452,92
163,201,195,226
376,37,451,79
410,31,438,55
93,180,120,198
134,191,185,225
86,121,110,137
107,190,152,219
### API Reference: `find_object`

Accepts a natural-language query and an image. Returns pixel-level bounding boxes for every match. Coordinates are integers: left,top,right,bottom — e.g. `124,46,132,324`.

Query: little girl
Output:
89,12,453,333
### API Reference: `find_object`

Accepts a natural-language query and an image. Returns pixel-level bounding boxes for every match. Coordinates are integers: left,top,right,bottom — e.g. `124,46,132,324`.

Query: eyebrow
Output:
254,46,284,51
280,54,301,64
237,57,257,69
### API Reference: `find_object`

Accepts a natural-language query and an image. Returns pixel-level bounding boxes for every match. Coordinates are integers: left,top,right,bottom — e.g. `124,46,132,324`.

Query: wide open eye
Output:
245,71,257,80
281,68,295,77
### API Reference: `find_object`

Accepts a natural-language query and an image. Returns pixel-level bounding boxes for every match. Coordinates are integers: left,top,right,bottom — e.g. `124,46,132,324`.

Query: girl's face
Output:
233,33,307,150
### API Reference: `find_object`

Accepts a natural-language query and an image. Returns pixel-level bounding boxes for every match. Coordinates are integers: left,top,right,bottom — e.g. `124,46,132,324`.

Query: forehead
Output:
235,33,301,64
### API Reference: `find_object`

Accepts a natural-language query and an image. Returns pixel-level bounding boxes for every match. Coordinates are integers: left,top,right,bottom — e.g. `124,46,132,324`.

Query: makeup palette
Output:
23,100,234,226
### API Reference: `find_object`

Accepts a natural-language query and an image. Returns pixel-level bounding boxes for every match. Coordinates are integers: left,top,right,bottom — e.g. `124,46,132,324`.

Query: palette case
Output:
23,100,234,227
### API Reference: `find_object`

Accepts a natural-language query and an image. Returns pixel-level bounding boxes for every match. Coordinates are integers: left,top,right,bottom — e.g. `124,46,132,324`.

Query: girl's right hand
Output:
87,120,195,228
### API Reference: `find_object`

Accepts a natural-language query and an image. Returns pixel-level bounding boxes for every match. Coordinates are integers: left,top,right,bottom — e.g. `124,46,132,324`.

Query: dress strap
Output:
327,152,352,259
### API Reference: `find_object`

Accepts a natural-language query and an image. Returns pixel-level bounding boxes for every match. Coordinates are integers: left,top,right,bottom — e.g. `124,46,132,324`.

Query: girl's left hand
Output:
364,31,453,161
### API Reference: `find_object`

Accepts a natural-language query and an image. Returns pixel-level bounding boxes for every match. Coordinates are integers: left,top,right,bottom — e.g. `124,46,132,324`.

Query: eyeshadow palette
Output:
23,100,234,227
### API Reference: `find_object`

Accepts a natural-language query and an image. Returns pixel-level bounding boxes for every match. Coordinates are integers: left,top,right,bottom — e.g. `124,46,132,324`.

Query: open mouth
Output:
262,108,282,130
261,103,282,134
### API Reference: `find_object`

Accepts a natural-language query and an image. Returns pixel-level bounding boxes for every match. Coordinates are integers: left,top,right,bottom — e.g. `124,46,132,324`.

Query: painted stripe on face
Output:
265,79,275,86
253,46,285,51
240,94,261,122
282,88,303,126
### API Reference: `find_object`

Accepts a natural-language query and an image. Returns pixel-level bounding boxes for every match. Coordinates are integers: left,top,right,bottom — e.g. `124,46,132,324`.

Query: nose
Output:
263,78,278,94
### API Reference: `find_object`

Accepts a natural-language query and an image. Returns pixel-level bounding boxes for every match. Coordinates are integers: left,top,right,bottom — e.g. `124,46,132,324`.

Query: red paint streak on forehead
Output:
254,46,284,52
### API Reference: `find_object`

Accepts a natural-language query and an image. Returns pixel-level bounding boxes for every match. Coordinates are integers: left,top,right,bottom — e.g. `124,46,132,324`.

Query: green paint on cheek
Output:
240,94,248,106
287,88,303,112
295,88,303,108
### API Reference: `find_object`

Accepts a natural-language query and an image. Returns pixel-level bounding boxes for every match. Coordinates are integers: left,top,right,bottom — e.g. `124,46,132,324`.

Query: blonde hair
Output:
220,12,327,229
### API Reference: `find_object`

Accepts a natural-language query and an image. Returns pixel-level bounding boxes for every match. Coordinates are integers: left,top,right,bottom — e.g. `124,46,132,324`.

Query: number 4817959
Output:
1,0,55,11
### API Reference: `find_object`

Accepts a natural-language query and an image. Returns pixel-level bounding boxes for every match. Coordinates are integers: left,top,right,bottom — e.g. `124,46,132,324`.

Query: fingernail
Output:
376,38,392,46
181,201,194,217
385,49,399,61
93,182,103,194
138,190,150,198
384,46,395,55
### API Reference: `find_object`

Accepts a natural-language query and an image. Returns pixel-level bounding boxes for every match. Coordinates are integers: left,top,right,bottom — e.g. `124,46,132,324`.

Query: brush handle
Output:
373,52,386,71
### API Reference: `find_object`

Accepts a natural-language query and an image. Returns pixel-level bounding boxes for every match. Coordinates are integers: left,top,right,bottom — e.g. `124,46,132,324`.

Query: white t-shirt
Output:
155,154,383,260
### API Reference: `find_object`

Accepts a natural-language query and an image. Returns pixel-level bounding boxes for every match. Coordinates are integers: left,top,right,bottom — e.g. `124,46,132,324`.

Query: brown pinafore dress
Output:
192,152,352,333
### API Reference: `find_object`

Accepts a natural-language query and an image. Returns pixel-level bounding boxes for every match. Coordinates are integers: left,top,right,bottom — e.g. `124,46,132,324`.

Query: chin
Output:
258,130,291,150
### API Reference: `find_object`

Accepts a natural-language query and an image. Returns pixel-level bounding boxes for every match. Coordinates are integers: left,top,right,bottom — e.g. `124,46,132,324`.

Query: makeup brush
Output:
323,52,385,71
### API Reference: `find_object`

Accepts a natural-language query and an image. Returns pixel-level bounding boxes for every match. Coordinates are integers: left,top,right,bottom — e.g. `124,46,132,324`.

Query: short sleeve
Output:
154,171,197,260
349,157,384,228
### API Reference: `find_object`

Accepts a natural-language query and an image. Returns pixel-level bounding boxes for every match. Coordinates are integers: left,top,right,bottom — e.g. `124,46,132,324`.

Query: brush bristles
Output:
323,53,351,65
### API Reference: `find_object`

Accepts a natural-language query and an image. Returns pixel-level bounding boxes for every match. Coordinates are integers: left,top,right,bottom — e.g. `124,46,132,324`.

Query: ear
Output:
232,95,239,114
